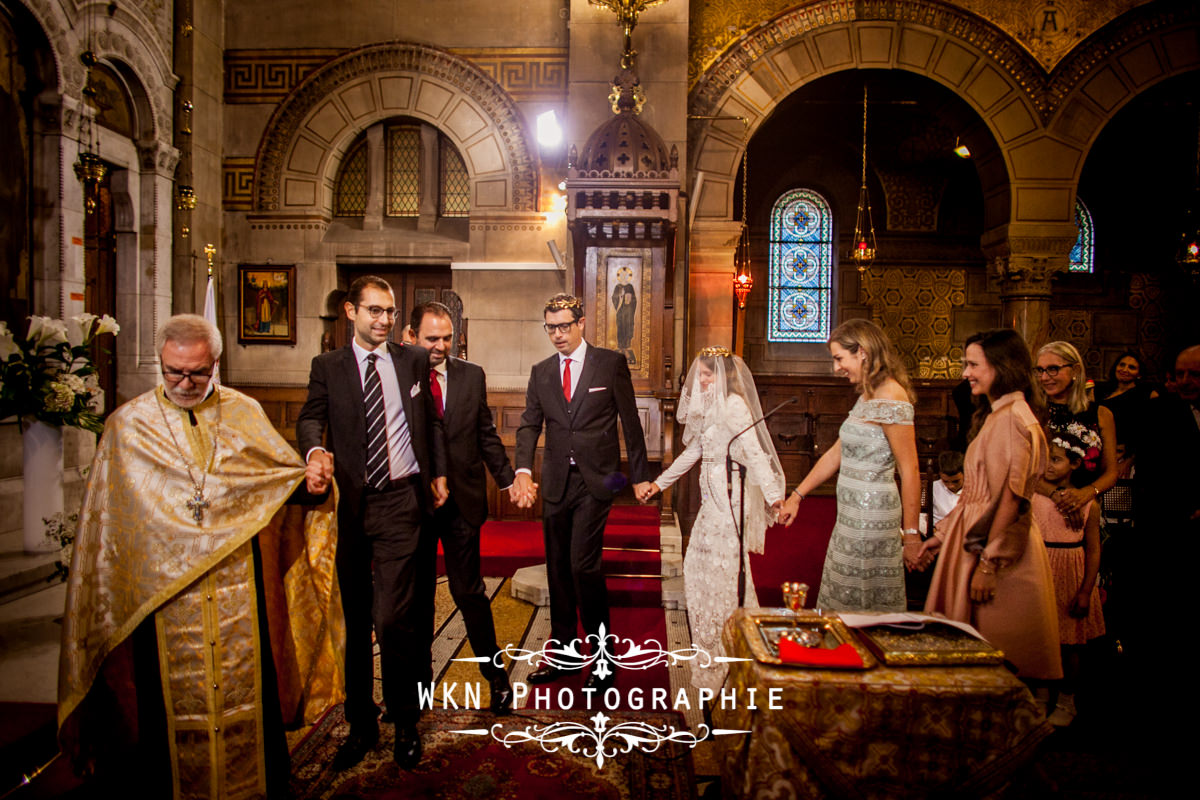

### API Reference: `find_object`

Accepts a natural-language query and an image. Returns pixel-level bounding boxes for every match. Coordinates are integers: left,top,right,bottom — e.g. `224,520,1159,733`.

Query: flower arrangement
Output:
0,314,120,434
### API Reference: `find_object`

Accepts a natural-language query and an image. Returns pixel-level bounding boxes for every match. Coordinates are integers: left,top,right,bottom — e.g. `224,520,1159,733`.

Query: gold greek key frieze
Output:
223,157,256,211
448,48,568,101
224,48,568,104
224,49,343,104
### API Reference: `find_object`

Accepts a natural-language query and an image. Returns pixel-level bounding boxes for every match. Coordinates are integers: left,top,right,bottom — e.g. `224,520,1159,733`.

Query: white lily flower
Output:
29,317,69,349
0,323,16,360
96,315,121,336
26,316,47,344
68,313,98,348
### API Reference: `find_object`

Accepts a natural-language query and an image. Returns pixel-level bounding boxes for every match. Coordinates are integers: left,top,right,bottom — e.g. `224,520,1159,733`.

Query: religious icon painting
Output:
593,248,652,378
237,264,296,345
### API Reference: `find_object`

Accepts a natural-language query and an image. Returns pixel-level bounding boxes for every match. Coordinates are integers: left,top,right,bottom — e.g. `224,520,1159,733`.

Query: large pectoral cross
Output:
187,489,210,524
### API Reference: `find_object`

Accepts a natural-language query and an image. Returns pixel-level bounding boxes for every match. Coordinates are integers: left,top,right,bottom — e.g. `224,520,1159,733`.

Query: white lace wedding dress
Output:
654,395,784,690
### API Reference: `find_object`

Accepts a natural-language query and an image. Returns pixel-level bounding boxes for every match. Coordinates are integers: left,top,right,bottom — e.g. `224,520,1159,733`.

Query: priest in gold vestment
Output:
58,314,344,799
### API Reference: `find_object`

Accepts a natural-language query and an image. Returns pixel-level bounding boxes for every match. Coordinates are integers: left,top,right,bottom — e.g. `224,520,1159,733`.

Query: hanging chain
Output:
860,85,869,186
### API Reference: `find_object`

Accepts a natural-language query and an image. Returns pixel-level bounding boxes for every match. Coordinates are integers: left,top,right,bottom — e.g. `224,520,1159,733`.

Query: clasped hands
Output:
305,450,449,508
510,473,539,508
906,534,940,573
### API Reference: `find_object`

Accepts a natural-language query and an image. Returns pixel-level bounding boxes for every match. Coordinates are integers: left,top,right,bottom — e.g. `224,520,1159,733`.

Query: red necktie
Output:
430,368,444,418
562,358,572,403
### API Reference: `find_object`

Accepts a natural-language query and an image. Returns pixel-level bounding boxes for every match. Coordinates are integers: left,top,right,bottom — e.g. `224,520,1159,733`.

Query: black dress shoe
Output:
583,670,615,692
394,725,422,769
527,664,579,684
489,672,513,715
332,722,379,771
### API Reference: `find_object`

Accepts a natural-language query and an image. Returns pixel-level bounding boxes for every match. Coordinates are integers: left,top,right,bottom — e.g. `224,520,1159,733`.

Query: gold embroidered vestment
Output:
58,386,344,799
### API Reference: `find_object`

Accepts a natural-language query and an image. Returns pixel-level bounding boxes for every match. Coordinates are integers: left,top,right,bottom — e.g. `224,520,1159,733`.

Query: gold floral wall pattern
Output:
862,266,967,379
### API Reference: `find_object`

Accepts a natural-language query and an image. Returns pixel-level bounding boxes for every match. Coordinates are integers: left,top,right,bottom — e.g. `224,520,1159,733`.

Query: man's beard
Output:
165,384,207,408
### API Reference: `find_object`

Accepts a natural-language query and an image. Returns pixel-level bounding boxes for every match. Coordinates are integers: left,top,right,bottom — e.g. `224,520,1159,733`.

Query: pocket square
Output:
410,383,421,398
588,386,608,393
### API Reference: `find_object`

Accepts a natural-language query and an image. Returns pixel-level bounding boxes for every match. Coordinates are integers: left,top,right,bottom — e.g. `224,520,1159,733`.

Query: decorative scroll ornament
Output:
490,714,708,769
498,623,713,677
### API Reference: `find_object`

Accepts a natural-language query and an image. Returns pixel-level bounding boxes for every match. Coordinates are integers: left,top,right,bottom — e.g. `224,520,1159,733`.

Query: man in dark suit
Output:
297,276,447,770
512,293,650,690
410,301,519,714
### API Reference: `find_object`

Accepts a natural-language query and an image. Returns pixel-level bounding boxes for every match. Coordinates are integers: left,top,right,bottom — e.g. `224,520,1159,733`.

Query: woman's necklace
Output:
155,388,222,524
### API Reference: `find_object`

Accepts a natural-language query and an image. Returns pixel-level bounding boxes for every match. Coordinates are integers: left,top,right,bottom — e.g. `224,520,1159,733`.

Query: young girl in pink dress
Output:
1033,422,1105,726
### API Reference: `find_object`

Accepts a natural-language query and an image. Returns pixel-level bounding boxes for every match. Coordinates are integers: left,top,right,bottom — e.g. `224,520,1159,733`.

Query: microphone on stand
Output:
726,396,797,607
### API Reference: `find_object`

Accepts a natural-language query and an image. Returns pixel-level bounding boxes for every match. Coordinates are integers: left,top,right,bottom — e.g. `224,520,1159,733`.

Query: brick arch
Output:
254,42,537,214
688,0,1054,231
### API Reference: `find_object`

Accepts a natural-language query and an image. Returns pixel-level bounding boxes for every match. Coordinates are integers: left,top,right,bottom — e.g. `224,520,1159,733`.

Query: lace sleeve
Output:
856,398,914,425
653,438,702,491
725,396,785,505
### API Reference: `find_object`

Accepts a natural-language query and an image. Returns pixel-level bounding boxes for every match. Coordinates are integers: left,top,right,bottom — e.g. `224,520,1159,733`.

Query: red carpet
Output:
437,505,662,583
750,495,836,608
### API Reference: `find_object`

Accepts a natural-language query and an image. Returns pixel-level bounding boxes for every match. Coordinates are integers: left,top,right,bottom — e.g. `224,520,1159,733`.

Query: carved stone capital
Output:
138,140,181,176
988,255,1056,297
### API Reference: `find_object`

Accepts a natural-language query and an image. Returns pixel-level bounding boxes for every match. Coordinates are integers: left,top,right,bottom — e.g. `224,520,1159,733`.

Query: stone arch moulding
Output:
18,0,175,142
688,0,1060,229
1045,1,1200,181
254,42,538,215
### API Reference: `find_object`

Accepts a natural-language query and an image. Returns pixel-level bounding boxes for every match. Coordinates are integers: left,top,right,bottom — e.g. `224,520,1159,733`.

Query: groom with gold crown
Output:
58,314,344,798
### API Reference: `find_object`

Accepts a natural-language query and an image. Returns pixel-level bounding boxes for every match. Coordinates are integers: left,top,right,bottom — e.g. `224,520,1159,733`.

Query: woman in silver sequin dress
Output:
779,319,922,611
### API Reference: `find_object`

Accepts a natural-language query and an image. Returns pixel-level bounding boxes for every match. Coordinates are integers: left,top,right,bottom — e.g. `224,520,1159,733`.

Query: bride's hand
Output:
777,493,800,527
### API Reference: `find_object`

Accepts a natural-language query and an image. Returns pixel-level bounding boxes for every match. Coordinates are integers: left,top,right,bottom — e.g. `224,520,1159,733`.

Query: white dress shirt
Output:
931,478,961,528
559,339,588,400
431,359,447,417
353,339,419,480
516,339,589,477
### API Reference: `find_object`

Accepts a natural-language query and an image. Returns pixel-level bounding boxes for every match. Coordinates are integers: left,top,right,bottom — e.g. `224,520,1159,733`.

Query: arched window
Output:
1069,198,1094,273
439,133,470,217
768,188,833,342
333,139,367,216
332,121,470,220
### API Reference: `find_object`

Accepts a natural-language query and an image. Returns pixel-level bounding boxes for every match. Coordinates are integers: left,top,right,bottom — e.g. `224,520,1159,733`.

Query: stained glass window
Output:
333,138,368,216
768,188,833,342
386,124,421,217
440,135,470,217
1069,198,1094,273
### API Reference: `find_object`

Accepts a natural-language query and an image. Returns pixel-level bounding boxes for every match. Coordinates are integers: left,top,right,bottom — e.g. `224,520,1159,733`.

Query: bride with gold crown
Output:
638,347,785,690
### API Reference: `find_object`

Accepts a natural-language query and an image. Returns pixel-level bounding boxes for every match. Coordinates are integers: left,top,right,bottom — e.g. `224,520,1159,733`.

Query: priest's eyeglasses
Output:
1033,364,1071,377
357,305,398,319
543,321,578,334
163,367,215,384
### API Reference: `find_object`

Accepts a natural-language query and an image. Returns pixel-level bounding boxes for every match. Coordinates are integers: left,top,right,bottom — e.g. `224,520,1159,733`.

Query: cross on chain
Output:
187,489,210,524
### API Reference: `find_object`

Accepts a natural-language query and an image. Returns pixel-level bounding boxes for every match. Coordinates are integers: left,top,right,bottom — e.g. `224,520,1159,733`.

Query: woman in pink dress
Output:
922,329,1062,681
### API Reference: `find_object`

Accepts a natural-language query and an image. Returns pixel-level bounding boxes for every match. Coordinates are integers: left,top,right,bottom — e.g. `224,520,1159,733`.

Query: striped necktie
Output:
363,353,390,490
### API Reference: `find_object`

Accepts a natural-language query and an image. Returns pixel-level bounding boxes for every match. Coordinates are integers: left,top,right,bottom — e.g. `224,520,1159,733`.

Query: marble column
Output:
982,226,1078,351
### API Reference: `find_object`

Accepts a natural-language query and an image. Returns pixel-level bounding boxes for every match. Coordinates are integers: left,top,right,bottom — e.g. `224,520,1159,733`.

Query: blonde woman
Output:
779,319,921,611
1034,341,1119,519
